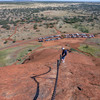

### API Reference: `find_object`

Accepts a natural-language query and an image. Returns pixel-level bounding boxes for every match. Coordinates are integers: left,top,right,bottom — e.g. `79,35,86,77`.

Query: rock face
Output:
0,40,100,100
55,52,100,100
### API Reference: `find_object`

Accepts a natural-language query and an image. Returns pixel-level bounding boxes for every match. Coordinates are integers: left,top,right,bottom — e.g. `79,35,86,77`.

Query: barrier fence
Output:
51,55,62,100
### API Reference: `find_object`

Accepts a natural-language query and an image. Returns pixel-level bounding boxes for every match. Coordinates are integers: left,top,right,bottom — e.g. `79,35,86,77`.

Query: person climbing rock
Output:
62,47,67,63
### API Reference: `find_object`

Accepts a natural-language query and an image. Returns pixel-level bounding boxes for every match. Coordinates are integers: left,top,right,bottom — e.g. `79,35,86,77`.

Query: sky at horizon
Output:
0,0,100,2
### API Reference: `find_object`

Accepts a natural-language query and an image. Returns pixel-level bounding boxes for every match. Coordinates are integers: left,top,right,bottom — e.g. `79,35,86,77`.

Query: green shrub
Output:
4,41,8,44
17,58,21,61
12,40,16,43
33,24,37,29
1,24,10,30
28,49,32,51
79,27,89,33
70,48,77,52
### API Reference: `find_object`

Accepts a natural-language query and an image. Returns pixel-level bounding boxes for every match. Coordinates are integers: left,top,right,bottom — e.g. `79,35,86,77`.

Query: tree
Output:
4,41,8,44
1,24,10,30
33,24,37,29
79,27,89,33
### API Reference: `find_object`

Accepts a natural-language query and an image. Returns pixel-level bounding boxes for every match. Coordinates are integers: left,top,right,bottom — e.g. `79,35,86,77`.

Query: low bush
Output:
1,24,10,30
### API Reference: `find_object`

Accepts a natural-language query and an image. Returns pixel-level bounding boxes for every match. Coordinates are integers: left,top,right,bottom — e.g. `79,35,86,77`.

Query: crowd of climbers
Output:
38,33,94,42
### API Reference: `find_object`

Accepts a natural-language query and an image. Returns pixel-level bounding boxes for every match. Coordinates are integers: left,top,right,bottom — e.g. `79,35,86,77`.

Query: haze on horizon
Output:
0,0,100,2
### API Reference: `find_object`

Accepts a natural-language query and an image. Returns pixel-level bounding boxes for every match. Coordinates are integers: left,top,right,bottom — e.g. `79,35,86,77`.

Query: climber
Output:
62,47,67,63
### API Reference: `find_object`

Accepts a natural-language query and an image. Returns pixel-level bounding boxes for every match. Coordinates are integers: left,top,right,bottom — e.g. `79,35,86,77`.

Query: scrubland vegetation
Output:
0,2,100,39
79,38,100,58
0,43,41,67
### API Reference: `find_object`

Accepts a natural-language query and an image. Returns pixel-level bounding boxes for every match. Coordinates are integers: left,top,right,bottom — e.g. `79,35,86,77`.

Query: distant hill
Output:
13,0,32,1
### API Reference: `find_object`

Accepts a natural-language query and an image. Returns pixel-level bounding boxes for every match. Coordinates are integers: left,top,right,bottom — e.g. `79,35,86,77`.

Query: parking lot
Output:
38,33,94,42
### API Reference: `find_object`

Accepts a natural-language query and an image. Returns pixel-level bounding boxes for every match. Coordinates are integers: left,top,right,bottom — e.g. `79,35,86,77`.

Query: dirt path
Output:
4,18,41,42
53,27,61,34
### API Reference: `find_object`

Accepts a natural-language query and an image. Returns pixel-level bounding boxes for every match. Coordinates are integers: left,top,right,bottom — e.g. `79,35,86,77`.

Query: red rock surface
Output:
0,38,100,100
